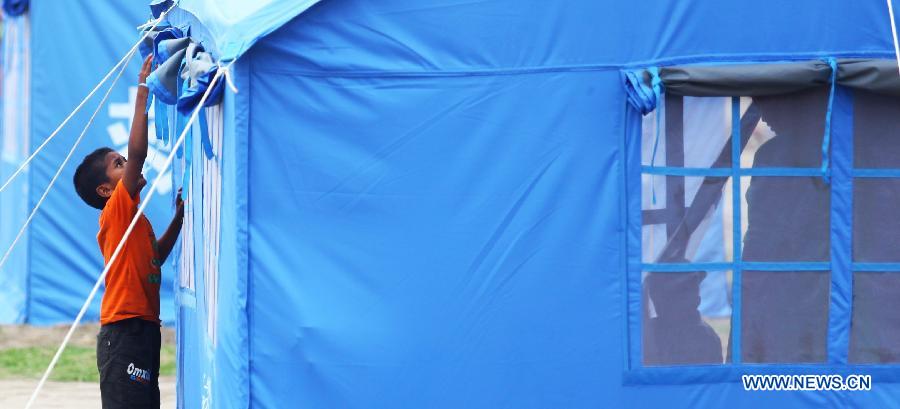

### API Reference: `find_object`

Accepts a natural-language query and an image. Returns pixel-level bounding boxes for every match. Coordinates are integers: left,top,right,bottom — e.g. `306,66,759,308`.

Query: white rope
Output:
223,65,239,94
0,3,177,196
0,45,136,276
24,65,229,409
889,0,900,78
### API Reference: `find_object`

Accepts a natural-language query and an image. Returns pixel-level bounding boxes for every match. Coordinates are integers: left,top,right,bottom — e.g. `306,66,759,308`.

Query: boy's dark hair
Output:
73,147,113,210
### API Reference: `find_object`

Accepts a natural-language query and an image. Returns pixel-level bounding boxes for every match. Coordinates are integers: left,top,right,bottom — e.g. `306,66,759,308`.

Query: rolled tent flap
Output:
158,37,191,62
152,27,187,61
836,59,900,97
146,47,187,105
623,69,661,114
146,32,225,112
177,43,223,113
660,61,833,96
624,59,900,111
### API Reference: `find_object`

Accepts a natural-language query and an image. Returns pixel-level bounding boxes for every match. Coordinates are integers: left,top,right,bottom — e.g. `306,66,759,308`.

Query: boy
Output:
73,55,183,408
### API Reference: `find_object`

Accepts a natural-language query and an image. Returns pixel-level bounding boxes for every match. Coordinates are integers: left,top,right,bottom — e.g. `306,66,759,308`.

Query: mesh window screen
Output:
741,88,828,168
642,177,730,264
638,89,832,367
736,91,831,364
641,97,732,168
741,176,830,263
632,63,900,377
854,179,900,263
849,90,900,364
741,270,829,363
854,91,900,169
851,272,900,363
643,271,732,366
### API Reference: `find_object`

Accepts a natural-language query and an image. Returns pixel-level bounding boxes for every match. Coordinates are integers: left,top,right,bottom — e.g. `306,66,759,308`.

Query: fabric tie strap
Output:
648,67,663,204
821,58,837,183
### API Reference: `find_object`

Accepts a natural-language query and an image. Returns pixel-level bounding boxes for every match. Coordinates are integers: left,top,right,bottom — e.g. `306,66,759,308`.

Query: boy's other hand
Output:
160,187,187,262
175,188,185,215
139,55,153,84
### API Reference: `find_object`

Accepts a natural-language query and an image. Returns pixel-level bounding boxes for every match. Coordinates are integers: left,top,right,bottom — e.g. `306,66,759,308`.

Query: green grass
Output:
0,344,175,382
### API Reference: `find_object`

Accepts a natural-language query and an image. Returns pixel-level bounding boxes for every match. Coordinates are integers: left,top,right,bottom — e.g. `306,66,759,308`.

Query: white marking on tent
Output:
0,34,135,282
888,0,900,78
0,12,158,197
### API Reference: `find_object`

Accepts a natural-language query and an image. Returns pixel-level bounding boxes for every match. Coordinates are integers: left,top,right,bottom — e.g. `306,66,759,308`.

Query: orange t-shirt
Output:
97,180,162,325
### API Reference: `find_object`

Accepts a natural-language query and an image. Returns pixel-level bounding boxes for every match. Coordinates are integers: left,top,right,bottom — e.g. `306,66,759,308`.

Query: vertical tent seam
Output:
622,102,642,370
235,58,253,409
729,97,743,364
827,86,854,364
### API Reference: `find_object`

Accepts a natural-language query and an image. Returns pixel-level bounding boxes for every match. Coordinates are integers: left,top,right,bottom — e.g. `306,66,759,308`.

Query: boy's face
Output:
95,151,145,199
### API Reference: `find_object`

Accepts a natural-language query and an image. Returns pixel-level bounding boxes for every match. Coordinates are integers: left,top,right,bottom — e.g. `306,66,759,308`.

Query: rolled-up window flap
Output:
624,69,659,114
836,59,900,97
625,59,900,100
659,61,832,97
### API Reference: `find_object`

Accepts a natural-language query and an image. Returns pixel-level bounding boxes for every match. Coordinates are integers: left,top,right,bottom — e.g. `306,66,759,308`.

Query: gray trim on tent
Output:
837,59,900,97
633,59,900,98
659,61,832,96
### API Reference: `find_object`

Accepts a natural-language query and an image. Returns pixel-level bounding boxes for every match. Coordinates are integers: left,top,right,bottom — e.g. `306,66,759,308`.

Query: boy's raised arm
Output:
123,55,154,198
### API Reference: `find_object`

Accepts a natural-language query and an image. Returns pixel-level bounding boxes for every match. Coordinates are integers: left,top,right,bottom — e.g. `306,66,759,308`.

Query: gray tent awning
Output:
659,61,833,97
625,59,900,112
836,59,900,97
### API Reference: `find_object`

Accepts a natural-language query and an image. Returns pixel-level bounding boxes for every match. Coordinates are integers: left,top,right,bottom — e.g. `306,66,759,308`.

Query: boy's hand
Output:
159,187,186,263
175,188,185,215
138,55,153,85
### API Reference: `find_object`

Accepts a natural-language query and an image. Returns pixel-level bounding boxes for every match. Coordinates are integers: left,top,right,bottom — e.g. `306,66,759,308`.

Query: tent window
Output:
639,88,835,366
849,91,900,364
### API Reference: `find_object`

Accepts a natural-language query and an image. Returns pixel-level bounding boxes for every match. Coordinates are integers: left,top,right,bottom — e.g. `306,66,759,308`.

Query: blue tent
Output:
156,1,900,407
0,1,176,325
10,0,900,407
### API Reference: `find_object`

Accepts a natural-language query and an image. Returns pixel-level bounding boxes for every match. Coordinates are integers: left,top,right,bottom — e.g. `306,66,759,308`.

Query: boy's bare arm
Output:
158,188,185,263
123,55,154,198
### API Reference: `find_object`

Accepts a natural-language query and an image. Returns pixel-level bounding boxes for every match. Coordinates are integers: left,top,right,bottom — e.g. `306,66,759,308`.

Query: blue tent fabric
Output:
138,26,183,60
166,0,322,62
624,69,659,114
176,43,223,113
149,0,173,19
157,37,191,63
163,0,900,408
3,1,177,325
146,47,186,105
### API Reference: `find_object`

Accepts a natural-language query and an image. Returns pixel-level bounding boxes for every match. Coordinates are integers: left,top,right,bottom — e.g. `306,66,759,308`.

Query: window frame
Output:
623,71,900,385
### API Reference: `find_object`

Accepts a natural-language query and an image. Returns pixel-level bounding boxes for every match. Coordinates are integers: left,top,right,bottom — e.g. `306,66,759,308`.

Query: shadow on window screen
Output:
643,88,839,365
850,91,900,364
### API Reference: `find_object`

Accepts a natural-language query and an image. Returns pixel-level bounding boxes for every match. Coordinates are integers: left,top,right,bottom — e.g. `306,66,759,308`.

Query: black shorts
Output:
96,318,161,408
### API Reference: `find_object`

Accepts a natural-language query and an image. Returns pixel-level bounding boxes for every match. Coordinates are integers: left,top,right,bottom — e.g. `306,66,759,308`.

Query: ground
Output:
0,324,176,408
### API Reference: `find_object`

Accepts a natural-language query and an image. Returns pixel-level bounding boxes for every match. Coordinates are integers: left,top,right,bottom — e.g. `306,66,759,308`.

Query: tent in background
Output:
0,1,176,325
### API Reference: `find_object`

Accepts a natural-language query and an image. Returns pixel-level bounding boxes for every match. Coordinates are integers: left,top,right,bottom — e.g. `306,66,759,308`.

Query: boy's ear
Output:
96,182,114,199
